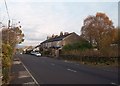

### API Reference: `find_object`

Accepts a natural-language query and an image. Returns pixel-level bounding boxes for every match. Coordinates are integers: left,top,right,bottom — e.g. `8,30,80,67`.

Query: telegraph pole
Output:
4,0,11,43
7,20,10,44
8,20,10,29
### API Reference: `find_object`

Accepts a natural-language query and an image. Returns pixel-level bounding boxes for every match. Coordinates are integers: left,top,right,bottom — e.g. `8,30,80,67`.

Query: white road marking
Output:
13,61,21,64
111,82,119,86
18,75,30,78
23,82,35,84
18,58,40,86
67,69,77,73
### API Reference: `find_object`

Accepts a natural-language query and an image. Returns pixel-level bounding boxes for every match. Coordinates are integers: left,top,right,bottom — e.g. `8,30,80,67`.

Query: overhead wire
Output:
4,0,10,20
4,0,10,43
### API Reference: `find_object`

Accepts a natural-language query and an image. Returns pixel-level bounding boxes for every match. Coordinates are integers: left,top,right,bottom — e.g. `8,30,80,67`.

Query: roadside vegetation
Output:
62,41,92,51
60,12,119,66
1,26,24,85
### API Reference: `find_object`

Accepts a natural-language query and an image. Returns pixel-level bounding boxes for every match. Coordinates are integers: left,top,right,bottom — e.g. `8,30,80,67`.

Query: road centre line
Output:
18,75,30,78
67,68,77,73
18,58,40,86
111,82,120,86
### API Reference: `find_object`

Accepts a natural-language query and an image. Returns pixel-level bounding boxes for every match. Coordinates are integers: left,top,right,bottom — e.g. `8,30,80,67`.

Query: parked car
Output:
34,52,41,57
31,51,41,57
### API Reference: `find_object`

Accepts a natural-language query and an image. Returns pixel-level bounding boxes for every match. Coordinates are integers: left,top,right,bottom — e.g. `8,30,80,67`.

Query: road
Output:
16,54,118,85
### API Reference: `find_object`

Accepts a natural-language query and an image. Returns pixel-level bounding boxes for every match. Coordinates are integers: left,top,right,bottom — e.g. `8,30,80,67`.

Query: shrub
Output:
62,41,92,51
2,43,13,84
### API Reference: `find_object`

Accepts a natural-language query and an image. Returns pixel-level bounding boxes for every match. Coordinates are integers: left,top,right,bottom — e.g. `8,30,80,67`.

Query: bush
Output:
62,41,92,51
2,44,12,67
60,48,118,66
42,50,51,56
2,43,13,84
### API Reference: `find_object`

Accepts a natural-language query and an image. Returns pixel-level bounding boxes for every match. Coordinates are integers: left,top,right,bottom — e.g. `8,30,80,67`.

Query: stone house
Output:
40,32,81,57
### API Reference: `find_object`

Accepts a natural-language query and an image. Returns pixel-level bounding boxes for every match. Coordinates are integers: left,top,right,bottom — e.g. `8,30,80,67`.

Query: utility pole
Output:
7,20,10,44
4,0,11,44
8,20,10,29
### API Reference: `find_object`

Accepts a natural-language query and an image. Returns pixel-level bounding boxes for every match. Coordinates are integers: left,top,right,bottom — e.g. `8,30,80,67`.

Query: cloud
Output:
20,39,41,46
1,1,118,46
4,0,120,2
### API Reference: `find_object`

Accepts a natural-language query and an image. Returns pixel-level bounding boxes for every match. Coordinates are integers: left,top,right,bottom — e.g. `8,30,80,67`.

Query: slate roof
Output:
41,33,73,44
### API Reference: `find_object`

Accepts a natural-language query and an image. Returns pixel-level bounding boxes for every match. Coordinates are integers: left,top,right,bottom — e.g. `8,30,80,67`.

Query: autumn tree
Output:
1,26,24,84
112,27,120,44
81,12,115,50
2,27,24,47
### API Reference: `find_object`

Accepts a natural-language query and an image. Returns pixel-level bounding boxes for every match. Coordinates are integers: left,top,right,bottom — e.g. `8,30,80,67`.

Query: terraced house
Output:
40,32,81,57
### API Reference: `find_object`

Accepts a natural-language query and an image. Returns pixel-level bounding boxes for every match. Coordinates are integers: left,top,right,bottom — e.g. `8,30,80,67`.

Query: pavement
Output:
9,55,39,86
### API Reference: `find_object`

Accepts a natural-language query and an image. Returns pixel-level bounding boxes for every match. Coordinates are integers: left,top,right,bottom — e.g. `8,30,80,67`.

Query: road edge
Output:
18,57,40,86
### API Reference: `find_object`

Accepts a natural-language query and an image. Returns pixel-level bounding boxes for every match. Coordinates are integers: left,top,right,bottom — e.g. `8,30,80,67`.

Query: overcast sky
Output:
0,0,119,46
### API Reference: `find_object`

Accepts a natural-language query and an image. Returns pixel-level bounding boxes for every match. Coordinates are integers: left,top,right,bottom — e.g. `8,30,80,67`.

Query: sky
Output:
0,0,119,47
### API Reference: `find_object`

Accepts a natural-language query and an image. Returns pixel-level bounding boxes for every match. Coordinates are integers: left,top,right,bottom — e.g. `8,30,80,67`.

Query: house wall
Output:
50,41,62,48
40,32,81,57
47,42,52,48
62,32,80,46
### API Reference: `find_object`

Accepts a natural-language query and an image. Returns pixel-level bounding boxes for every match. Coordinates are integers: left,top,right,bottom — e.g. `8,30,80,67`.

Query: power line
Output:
4,0,11,29
4,0,10,20
4,0,10,44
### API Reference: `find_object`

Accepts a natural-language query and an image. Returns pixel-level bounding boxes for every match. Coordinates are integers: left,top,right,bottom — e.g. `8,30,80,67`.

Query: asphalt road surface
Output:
16,54,118,85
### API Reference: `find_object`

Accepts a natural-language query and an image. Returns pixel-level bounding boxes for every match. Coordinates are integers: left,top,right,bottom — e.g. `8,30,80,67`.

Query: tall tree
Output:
2,26,24,48
1,26,24,83
81,12,115,50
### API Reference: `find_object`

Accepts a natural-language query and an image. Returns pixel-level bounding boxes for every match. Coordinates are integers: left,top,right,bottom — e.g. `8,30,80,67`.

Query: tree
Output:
52,34,55,38
2,26,24,48
60,31,63,36
81,12,115,50
112,27,120,44
1,26,24,84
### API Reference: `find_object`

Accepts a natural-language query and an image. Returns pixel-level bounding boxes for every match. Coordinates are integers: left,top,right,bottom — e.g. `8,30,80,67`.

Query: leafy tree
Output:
81,12,115,50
